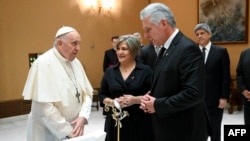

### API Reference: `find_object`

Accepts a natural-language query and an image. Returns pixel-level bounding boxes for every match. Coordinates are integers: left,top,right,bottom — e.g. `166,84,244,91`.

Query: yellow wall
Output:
0,0,249,101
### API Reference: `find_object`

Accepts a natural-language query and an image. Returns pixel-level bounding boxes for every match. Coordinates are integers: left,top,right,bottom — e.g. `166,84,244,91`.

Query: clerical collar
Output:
53,47,69,63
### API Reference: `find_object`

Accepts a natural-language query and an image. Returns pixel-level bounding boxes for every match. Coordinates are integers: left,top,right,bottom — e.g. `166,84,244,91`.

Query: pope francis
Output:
22,26,93,141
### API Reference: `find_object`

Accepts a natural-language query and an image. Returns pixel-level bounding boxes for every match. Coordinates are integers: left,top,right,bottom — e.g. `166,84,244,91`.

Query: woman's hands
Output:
104,94,142,109
116,94,142,108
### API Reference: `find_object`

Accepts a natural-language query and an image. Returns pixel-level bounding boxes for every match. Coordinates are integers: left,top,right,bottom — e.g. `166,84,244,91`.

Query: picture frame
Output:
198,0,249,44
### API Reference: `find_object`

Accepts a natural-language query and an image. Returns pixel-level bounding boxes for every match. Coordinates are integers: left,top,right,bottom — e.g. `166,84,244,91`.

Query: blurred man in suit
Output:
138,42,157,69
103,36,119,72
236,48,250,126
194,23,231,141
140,3,208,141
133,32,144,48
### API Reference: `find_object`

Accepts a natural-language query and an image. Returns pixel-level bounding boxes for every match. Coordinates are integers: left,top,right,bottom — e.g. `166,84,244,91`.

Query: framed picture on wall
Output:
198,0,249,44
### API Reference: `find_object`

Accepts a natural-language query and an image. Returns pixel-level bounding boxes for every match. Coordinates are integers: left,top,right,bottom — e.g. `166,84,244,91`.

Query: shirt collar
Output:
163,28,179,50
199,41,211,52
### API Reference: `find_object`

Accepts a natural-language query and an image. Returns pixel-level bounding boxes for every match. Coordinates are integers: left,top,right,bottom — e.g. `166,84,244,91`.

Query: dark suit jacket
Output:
204,45,230,107
237,48,250,103
138,42,157,69
103,48,118,72
151,32,207,141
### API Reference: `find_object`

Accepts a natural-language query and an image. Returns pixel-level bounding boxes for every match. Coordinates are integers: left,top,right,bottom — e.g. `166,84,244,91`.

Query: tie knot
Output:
202,47,206,51
158,47,166,57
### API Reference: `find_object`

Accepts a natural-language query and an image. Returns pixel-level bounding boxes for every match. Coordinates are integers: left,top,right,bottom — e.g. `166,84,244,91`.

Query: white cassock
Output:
22,47,93,141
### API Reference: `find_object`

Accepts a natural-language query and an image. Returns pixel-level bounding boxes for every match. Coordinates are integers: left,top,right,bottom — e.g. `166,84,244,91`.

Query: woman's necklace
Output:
120,62,135,72
120,62,136,80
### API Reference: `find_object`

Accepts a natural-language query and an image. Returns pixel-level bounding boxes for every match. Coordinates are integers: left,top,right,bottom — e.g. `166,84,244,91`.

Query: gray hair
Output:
116,35,141,58
53,32,69,47
140,3,176,28
194,23,212,33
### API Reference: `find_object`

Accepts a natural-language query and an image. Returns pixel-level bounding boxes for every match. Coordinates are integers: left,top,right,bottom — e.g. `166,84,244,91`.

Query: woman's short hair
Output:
116,34,141,58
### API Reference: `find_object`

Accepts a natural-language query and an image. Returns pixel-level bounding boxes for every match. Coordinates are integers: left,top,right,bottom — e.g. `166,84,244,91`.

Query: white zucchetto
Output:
55,26,76,38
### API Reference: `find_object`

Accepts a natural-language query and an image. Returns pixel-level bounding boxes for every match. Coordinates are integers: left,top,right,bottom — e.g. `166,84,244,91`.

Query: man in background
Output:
133,32,144,48
236,48,250,126
138,42,157,69
103,36,119,72
194,23,230,141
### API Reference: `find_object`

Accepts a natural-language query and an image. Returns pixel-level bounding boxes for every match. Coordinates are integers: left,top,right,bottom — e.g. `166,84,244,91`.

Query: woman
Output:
99,35,154,141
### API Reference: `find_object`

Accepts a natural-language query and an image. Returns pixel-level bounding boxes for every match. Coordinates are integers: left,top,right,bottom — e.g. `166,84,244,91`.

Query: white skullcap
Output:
55,26,76,38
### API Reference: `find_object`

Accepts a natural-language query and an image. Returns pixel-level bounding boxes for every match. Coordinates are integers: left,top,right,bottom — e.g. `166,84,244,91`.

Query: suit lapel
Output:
205,45,214,66
151,32,183,90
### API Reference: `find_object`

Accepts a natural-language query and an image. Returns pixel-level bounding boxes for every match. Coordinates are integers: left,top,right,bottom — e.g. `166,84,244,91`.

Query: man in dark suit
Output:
236,48,250,126
139,3,208,141
133,32,144,48
194,23,231,141
103,36,119,72
138,42,157,69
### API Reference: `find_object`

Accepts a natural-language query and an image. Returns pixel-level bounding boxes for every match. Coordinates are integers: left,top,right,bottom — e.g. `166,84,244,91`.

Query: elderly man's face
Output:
58,31,81,61
142,17,167,46
195,29,211,47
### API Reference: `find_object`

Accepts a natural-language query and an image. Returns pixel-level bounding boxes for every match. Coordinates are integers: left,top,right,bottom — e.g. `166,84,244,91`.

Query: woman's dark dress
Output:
99,62,154,141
